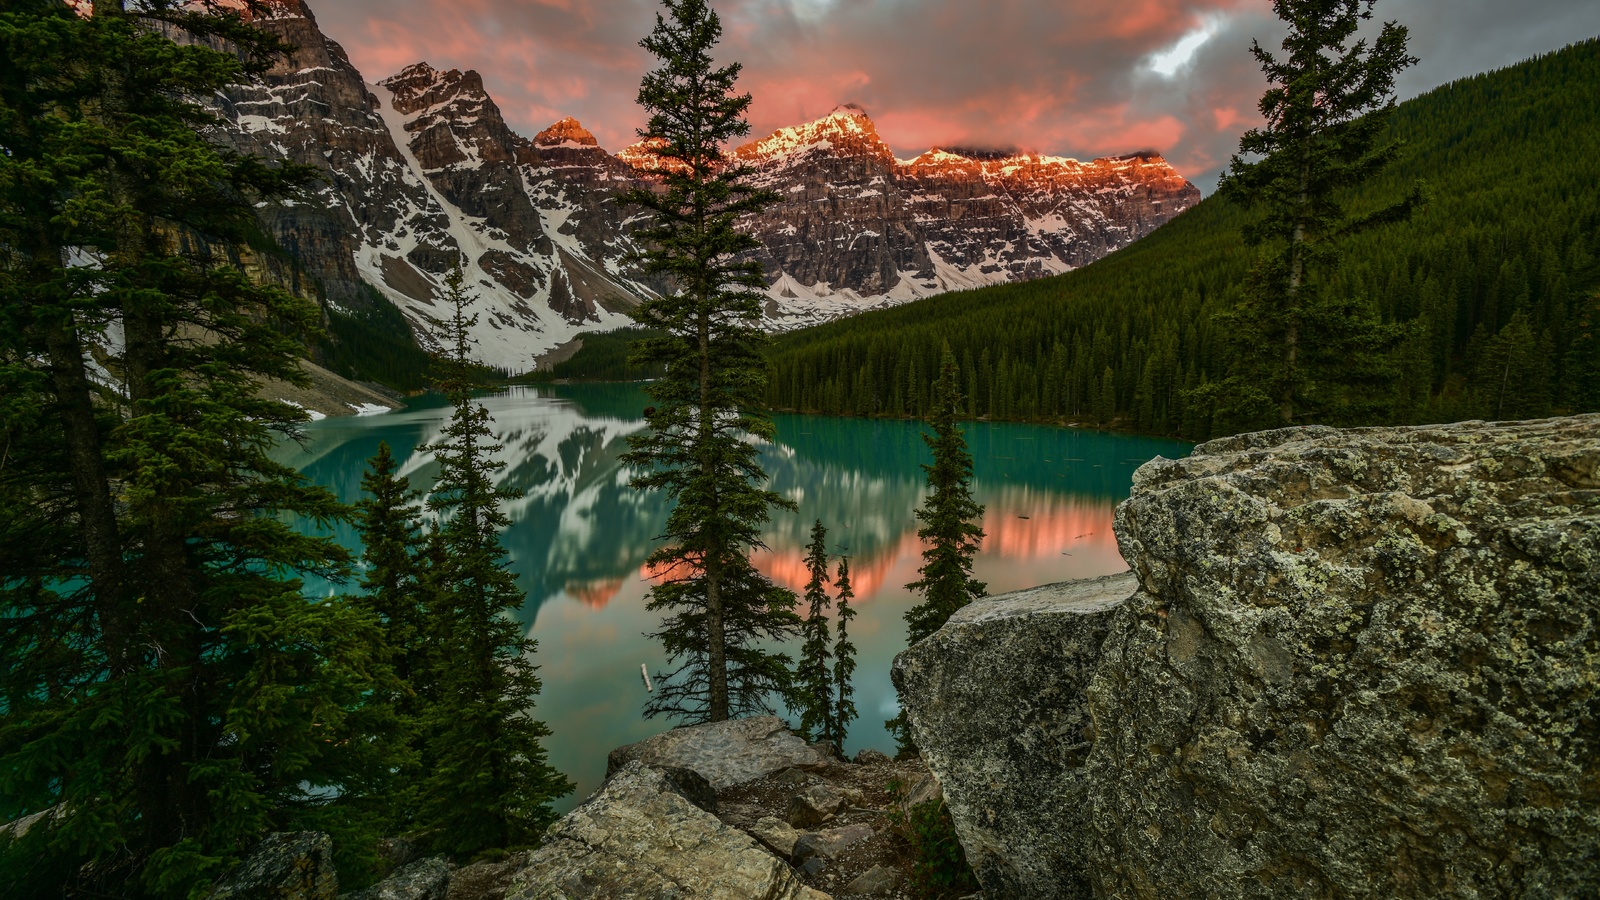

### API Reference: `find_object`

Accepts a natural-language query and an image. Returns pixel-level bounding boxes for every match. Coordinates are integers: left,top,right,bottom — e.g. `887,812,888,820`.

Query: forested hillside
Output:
765,38,1600,438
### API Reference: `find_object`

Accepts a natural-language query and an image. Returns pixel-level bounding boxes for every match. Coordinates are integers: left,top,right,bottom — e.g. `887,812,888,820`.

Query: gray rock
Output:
446,852,526,900
788,782,849,829
749,815,801,859
657,765,718,814
797,858,826,878
505,762,830,900
892,773,942,819
0,806,62,841
208,832,338,900
1088,416,1600,897
843,864,899,895
853,749,891,766
893,572,1136,899
344,857,449,900
772,766,819,788
792,824,875,865
606,715,830,791
808,739,841,760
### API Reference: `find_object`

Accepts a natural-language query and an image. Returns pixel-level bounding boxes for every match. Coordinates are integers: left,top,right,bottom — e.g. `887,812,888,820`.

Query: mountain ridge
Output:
213,0,1198,371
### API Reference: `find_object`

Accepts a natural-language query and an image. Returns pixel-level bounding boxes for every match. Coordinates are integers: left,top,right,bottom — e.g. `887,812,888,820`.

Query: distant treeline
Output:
763,39,1600,438
319,285,435,391
513,327,668,383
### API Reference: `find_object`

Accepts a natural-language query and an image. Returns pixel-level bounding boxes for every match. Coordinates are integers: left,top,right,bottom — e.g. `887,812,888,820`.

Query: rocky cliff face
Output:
898,414,1600,898
211,1,651,372
209,2,1198,367
731,107,1199,327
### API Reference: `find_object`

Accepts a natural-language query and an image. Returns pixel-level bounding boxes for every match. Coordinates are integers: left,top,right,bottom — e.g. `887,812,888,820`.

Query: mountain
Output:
212,0,652,373
733,106,1198,327
764,38,1600,437
213,0,1197,372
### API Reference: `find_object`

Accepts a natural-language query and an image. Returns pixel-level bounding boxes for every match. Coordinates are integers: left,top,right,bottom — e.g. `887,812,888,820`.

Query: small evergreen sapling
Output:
831,556,859,755
795,520,836,744
888,346,987,753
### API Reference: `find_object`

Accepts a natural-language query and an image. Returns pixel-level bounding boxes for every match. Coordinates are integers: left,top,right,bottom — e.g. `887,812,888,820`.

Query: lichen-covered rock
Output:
208,832,337,900
893,572,1136,899
792,824,875,866
344,857,449,900
1088,415,1600,898
445,852,526,900
506,763,830,900
606,716,830,791
750,816,801,859
788,783,849,829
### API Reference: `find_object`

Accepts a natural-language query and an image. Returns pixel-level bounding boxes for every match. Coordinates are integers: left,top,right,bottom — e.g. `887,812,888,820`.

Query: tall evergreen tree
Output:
415,268,572,856
0,2,402,894
1206,0,1420,428
794,520,836,744
888,346,987,752
831,556,859,755
352,442,428,819
620,0,797,723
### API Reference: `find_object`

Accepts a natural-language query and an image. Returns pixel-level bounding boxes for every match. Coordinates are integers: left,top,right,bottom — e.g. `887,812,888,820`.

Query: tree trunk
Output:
35,251,129,666
699,305,729,722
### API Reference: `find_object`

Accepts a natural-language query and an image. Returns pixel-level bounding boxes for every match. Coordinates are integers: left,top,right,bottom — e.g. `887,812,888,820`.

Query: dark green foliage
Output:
548,327,667,381
621,0,797,723
905,349,987,644
766,38,1600,437
320,284,432,392
888,348,986,753
794,520,835,744
351,441,427,825
642,557,801,721
1205,0,1420,429
414,269,572,856
831,557,859,755
886,778,980,898
0,2,402,894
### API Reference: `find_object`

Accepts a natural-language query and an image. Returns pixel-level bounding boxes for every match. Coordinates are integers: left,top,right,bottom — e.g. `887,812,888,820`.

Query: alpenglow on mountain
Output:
215,0,1200,372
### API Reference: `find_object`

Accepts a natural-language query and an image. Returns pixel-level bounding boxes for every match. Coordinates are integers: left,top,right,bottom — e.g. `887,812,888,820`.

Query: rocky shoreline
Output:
204,414,1599,899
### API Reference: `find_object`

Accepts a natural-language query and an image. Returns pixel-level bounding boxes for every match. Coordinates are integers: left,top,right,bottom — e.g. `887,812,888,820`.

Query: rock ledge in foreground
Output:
894,571,1136,900
506,762,829,900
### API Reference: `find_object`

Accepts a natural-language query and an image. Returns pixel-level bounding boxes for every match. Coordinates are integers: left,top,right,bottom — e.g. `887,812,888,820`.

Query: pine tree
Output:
620,0,797,723
356,442,427,685
888,346,987,753
831,556,859,755
0,2,404,894
415,268,572,856
353,442,428,821
795,520,836,743
1206,0,1421,429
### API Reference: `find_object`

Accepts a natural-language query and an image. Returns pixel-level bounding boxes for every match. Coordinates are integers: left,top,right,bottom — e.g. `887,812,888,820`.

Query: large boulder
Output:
1088,416,1600,897
505,762,830,900
606,716,830,791
343,857,450,900
208,832,338,900
893,572,1136,899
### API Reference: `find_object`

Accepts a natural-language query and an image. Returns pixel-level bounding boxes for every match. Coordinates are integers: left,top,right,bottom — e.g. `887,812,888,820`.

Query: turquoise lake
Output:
272,383,1190,810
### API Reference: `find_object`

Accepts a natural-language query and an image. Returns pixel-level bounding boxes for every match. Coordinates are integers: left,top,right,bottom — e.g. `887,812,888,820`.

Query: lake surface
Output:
273,383,1190,810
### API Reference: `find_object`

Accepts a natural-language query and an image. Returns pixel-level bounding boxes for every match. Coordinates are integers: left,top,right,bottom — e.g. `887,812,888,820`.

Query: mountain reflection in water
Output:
273,383,1190,810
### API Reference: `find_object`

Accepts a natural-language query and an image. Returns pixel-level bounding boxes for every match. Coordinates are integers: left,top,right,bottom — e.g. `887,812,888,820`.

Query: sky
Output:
309,0,1600,193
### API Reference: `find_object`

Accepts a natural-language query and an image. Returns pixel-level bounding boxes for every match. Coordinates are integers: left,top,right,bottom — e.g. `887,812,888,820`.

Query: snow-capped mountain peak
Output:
535,117,601,149
210,2,1198,366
